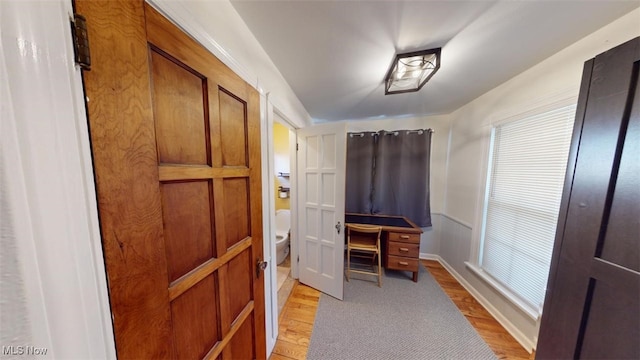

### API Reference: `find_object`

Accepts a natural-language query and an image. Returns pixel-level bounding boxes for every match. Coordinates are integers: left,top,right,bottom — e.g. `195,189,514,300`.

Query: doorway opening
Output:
272,118,296,314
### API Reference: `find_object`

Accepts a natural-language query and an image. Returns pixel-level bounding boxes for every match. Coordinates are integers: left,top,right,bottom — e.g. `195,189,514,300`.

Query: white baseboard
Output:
420,253,535,353
420,253,440,261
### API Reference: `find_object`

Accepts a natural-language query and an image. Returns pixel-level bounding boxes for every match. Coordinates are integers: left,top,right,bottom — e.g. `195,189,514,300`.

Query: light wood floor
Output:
270,260,534,360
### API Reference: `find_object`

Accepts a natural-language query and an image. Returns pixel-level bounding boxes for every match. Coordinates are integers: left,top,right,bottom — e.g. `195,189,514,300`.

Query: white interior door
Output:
297,122,346,300
262,95,277,355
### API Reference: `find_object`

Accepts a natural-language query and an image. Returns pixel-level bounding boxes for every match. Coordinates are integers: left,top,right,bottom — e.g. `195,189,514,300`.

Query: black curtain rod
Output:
348,129,434,137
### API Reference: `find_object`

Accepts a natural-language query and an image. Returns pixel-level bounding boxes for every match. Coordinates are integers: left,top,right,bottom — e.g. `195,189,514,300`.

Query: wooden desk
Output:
345,213,423,282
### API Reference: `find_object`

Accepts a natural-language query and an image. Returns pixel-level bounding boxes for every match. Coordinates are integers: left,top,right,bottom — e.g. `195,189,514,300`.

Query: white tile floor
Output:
276,253,294,315
276,266,290,291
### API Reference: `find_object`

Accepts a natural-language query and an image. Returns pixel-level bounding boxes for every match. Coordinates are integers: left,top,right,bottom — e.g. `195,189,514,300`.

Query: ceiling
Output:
231,1,638,122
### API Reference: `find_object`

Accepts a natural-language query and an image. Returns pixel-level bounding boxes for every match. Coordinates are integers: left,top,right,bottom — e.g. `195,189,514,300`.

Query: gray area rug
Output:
307,265,497,360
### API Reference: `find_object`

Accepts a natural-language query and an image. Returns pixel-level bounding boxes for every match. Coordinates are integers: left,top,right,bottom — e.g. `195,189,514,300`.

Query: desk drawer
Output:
388,232,420,244
388,241,419,258
387,255,419,272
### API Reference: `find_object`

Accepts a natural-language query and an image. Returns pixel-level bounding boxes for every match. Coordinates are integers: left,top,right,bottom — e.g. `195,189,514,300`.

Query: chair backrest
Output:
346,224,382,246
347,224,382,235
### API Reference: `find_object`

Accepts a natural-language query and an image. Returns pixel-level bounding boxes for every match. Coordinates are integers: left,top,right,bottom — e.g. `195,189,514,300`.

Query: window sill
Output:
464,262,541,321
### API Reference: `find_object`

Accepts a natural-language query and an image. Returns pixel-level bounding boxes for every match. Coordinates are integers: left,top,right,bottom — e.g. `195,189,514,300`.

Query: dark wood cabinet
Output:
385,231,421,282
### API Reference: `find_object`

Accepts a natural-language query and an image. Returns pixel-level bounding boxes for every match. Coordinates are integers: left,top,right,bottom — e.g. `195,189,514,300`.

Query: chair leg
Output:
377,251,382,287
346,248,350,282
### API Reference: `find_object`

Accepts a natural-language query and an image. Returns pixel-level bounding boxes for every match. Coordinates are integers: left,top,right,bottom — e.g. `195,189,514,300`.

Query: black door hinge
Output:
296,143,299,151
71,14,91,71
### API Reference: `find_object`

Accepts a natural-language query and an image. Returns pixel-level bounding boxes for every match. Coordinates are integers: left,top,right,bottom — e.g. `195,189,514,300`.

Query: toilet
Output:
275,209,291,265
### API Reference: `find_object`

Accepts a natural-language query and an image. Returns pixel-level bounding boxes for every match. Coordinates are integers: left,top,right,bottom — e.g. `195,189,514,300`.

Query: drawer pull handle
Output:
399,261,409,266
400,235,410,239
399,247,409,252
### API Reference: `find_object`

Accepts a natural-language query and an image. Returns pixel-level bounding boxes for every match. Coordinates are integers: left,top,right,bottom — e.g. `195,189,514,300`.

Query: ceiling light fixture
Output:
384,48,441,95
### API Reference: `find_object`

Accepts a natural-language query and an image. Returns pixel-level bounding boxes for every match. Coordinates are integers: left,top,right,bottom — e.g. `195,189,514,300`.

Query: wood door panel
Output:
228,316,256,360
219,89,248,167
579,280,639,359
160,180,215,282
144,2,250,169
170,274,219,359
80,1,266,357
223,178,251,249
150,48,210,166
144,6,249,102
599,95,639,272
226,249,252,322
76,1,173,357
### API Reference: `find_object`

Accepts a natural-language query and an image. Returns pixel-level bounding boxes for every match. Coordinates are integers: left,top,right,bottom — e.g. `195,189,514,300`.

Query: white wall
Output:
149,0,312,129
346,115,451,255
440,9,640,351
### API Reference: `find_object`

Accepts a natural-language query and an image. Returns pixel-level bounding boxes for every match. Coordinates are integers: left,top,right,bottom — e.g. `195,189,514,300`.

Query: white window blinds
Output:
481,104,576,313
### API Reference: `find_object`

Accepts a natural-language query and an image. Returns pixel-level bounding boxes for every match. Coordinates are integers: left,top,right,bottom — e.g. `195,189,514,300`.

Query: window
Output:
480,104,576,315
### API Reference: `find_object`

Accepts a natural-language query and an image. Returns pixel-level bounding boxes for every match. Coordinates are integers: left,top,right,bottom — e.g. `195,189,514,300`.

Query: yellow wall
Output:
273,122,290,210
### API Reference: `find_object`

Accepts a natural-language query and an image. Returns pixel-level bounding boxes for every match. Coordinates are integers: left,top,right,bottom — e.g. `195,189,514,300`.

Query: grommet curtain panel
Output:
345,130,432,227
345,132,377,214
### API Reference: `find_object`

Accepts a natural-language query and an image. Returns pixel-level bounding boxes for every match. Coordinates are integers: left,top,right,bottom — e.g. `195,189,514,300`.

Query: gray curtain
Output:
345,132,376,213
372,130,432,227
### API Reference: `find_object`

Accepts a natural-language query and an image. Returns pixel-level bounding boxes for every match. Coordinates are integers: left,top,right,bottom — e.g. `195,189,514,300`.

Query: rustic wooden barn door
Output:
76,1,266,358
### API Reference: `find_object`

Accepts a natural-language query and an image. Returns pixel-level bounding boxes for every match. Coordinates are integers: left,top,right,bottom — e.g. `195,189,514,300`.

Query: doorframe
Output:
261,97,300,353
261,95,278,354
273,107,301,280
289,119,300,280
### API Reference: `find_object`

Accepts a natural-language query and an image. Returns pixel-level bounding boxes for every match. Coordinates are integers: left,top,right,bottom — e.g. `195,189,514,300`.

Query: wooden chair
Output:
345,224,382,287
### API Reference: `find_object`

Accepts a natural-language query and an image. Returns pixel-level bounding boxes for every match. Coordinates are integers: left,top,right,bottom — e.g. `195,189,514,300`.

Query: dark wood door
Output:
537,37,639,359
76,1,266,358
